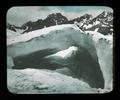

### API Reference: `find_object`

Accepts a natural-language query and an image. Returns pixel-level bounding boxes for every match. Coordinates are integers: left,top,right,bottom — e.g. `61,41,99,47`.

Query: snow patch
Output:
83,24,93,29
85,30,113,44
46,46,78,59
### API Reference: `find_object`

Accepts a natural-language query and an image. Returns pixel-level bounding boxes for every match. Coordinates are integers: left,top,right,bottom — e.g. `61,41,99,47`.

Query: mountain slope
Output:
20,13,68,33
7,11,113,36
7,23,26,38
83,11,113,35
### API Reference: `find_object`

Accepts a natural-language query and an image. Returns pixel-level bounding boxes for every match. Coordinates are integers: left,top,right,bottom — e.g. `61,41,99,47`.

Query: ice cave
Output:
7,24,113,93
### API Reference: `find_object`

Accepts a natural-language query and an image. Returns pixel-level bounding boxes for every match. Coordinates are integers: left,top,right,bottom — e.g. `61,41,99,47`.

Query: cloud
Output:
7,6,113,26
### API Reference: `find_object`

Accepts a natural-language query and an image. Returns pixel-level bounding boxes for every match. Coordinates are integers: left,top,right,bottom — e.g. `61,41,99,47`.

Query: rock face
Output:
7,23,17,32
7,24,113,93
44,13,68,27
84,11,113,35
21,13,69,33
7,23,26,38
7,23,26,32
68,14,92,27
7,11,113,35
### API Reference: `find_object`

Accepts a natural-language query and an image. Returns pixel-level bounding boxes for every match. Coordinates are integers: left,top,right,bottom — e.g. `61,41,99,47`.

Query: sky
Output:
7,6,113,26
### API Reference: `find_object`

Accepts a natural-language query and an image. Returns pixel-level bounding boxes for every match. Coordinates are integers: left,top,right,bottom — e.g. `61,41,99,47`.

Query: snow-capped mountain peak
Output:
7,11,113,36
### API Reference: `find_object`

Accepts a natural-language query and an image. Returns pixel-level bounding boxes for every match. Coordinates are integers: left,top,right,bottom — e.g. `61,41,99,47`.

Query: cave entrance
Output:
12,47,104,89
12,48,59,70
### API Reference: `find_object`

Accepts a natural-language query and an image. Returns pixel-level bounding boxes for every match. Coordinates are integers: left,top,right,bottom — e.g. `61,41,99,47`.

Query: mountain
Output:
21,13,68,33
7,23,17,32
7,11,113,35
7,23,26,38
7,23,26,32
7,13,69,34
44,13,68,26
68,14,92,27
82,11,113,35
21,20,44,33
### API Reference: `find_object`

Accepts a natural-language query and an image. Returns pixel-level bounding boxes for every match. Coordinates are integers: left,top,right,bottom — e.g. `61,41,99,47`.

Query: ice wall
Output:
85,31,113,90
95,38,113,90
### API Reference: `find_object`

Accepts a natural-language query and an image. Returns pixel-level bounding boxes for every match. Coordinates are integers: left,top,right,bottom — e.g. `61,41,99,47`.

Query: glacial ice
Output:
7,24,113,93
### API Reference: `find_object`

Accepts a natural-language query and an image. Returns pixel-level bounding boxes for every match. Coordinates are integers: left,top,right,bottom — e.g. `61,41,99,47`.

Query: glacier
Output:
7,24,113,93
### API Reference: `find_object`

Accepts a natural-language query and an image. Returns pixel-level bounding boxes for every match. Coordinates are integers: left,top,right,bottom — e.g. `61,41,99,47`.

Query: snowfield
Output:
7,24,113,93
7,68,98,94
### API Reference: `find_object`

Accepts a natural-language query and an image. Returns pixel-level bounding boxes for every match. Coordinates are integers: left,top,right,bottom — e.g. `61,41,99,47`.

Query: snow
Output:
94,28,99,32
7,29,20,38
46,46,78,59
83,24,93,29
110,25,113,27
7,28,25,38
7,68,98,94
103,21,109,25
94,21,100,25
7,24,113,93
55,67,76,77
7,24,81,46
101,24,109,27
104,12,108,17
82,20,100,30
85,30,113,90
7,24,86,57
7,56,14,68
95,38,113,90
85,30,113,44
110,29,113,31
